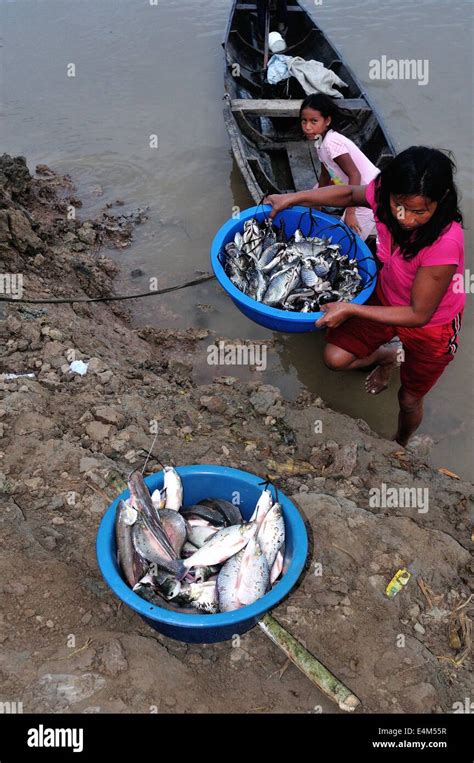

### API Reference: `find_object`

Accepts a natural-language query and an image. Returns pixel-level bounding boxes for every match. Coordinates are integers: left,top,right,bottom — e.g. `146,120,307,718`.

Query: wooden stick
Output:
417,577,434,609
263,2,271,69
258,613,361,712
85,481,113,503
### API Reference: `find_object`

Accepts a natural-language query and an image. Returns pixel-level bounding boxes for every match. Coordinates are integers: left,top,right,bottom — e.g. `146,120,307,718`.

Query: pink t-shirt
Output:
365,179,465,326
316,129,380,186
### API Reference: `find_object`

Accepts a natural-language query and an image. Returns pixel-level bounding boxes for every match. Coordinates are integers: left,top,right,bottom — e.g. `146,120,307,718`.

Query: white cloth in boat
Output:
267,54,347,98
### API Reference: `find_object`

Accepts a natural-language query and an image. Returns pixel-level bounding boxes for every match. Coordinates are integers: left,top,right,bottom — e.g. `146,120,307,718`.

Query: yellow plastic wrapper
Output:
385,568,411,598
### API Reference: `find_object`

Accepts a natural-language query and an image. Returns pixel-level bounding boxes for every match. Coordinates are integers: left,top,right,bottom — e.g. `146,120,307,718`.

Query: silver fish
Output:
257,503,285,569
300,263,320,288
260,251,287,273
235,537,270,606
285,288,315,305
225,260,248,293
182,540,199,558
181,522,256,575
258,242,286,269
132,518,182,576
158,509,187,557
250,489,273,528
246,267,267,302
311,257,331,278
115,500,147,588
263,265,300,306
225,243,249,271
217,549,244,612
261,221,277,250
186,521,219,548
242,219,263,258
270,546,285,585
223,222,362,313
127,470,176,560
293,240,329,258
163,466,183,511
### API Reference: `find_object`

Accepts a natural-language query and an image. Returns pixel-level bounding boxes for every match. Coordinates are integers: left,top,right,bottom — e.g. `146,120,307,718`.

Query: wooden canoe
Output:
222,0,396,203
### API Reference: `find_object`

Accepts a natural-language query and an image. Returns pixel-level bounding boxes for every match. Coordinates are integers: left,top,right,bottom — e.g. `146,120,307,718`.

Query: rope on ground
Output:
0,273,216,305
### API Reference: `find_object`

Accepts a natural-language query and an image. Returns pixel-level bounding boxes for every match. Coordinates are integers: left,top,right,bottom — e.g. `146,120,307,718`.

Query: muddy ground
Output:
0,155,472,714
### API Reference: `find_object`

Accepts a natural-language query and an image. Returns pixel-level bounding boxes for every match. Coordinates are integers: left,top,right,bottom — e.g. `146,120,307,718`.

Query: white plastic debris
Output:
69,360,89,376
2,372,35,381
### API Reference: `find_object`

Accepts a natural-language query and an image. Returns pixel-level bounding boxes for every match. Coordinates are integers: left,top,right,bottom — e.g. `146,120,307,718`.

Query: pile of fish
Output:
222,217,362,312
115,467,285,614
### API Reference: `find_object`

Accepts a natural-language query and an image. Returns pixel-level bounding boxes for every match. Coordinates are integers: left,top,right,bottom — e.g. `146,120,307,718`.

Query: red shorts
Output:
326,283,462,398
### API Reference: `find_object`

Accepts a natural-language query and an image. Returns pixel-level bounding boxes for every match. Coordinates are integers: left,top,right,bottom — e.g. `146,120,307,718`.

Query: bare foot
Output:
365,363,395,395
393,432,409,446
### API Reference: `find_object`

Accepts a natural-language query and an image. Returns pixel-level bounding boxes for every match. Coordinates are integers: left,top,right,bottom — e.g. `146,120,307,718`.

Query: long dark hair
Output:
375,146,463,259
299,93,357,131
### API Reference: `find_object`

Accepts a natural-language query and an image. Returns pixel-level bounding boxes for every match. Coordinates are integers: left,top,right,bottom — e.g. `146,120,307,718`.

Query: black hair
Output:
299,93,357,131
374,146,463,260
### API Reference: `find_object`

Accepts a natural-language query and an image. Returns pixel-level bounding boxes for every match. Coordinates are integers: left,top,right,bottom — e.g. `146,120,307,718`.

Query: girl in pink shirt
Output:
265,147,465,447
300,93,380,240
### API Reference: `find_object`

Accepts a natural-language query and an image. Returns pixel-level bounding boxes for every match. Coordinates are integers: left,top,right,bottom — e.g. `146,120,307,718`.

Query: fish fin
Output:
174,560,189,582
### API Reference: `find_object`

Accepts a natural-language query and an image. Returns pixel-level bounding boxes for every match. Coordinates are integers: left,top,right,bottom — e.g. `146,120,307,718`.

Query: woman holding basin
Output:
265,146,465,447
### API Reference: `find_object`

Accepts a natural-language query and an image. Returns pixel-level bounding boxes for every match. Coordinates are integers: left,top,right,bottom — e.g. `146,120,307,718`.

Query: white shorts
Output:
312,182,376,241
341,206,376,241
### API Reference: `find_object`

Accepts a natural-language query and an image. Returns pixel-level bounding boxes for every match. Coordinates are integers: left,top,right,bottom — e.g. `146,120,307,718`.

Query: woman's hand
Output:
344,208,362,237
315,301,356,329
264,193,295,219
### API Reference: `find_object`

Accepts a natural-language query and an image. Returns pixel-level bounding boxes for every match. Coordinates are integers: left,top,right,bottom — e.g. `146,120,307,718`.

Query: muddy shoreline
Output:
0,156,472,713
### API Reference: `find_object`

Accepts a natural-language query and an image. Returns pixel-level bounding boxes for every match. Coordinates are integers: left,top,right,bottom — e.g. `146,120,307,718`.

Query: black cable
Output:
0,273,216,305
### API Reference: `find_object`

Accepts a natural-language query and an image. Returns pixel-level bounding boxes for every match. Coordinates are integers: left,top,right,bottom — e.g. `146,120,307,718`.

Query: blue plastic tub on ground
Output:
96,465,308,643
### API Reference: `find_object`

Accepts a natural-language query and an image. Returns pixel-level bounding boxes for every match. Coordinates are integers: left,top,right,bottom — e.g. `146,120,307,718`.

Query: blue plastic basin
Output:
96,465,308,643
210,205,377,333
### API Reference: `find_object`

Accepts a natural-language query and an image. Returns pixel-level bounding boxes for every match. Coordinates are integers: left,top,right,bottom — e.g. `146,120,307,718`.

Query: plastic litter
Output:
2,372,35,381
385,568,411,598
69,360,89,376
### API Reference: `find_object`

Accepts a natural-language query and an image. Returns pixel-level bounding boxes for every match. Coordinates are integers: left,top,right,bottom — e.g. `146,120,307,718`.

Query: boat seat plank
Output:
231,98,370,116
286,141,319,191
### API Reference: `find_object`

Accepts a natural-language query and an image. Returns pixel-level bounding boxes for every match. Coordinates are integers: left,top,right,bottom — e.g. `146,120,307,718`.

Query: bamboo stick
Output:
258,613,361,712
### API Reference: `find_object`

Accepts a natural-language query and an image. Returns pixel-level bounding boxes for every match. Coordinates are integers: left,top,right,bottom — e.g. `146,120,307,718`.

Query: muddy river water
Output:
2,0,472,477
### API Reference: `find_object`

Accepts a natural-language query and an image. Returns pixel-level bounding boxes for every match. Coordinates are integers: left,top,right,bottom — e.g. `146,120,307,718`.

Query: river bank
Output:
0,156,472,713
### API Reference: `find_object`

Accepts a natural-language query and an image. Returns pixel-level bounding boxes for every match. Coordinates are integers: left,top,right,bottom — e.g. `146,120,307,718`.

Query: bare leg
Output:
395,388,424,446
324,343,400,394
